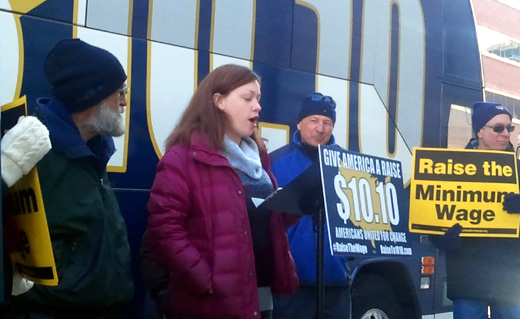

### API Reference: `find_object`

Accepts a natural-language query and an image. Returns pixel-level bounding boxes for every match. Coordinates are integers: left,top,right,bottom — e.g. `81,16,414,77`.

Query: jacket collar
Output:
36,97,115,167
292,130,336,161
188,133,229,167
292,130,336,147
188,133,271,172
465,137,515,152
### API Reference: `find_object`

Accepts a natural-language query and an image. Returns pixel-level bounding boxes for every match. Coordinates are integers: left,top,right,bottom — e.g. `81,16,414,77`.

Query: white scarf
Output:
221,136,262,179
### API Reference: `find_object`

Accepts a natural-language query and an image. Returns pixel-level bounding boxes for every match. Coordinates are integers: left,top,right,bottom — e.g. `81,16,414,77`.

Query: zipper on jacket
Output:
99,178,107,200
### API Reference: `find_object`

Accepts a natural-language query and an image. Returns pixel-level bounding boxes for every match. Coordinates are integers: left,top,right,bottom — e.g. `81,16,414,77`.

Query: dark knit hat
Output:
297,93,336,123
471,101,512,134
43,38,126,112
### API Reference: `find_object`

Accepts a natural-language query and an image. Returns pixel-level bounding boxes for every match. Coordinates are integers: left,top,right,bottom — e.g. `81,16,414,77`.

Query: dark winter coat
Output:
11,98,134,315
444,138,520,302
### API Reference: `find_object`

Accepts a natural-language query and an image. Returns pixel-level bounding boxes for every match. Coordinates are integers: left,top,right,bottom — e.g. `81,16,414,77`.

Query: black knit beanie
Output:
297,92,336,123
43,38,127,112
471,101,512,135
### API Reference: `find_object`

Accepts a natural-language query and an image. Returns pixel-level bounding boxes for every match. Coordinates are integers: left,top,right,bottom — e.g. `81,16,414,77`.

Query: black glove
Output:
431,223,463,252
503,193,520,214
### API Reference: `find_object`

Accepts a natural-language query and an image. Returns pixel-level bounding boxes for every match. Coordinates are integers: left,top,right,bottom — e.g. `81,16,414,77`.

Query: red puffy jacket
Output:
146,134,298,319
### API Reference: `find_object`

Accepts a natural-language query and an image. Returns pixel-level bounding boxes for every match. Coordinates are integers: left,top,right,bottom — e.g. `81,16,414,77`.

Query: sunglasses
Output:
310,93,336,108
484,124,515,133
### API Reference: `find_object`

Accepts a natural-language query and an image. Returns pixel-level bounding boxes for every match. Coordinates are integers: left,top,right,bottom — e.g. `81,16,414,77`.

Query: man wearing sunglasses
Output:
434,101,520,319
270,93,350,319
466,101,515,151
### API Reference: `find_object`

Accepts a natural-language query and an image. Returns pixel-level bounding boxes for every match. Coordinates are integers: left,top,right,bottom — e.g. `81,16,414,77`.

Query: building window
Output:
485,91,520,120
486,40,520,62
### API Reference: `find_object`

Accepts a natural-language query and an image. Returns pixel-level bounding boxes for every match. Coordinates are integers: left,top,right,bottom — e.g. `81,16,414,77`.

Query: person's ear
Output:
213,93,225,111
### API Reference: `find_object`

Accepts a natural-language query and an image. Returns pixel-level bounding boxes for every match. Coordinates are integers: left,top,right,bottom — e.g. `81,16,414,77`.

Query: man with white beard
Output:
10,38,134,318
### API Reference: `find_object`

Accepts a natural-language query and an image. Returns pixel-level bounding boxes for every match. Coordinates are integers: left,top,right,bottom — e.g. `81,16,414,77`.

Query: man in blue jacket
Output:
10,39,134,318
271,93,350,319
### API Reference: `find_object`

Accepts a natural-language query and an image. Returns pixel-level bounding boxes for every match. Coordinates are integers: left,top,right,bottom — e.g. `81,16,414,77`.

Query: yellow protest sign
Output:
5,168,58,285
2,96,58,285
409,147,520,238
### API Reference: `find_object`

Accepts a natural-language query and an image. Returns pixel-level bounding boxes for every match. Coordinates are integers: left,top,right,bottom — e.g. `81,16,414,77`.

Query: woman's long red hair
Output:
165,64,265,152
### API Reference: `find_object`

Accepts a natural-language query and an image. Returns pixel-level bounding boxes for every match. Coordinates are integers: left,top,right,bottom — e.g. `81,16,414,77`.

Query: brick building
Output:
448,0,520,150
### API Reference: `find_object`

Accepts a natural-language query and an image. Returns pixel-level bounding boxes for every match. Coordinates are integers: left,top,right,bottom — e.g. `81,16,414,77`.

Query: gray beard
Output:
90,101,126,137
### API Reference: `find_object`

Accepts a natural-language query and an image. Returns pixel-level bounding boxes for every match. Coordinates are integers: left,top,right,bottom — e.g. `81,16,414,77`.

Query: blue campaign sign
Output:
319,145,412,257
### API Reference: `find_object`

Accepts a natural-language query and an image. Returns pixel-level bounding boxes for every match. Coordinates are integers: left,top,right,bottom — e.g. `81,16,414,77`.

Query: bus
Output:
0,0,485,318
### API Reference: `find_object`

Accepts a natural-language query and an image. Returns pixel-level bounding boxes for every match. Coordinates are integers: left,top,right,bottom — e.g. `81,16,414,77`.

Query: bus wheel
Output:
351,274,403,319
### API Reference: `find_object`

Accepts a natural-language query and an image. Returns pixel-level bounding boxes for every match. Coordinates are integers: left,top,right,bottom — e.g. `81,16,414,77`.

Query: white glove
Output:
11,266,34,296
1,116,51,187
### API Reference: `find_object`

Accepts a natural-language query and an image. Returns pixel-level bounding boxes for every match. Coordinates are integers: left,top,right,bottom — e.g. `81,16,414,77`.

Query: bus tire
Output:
351,274,404,319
